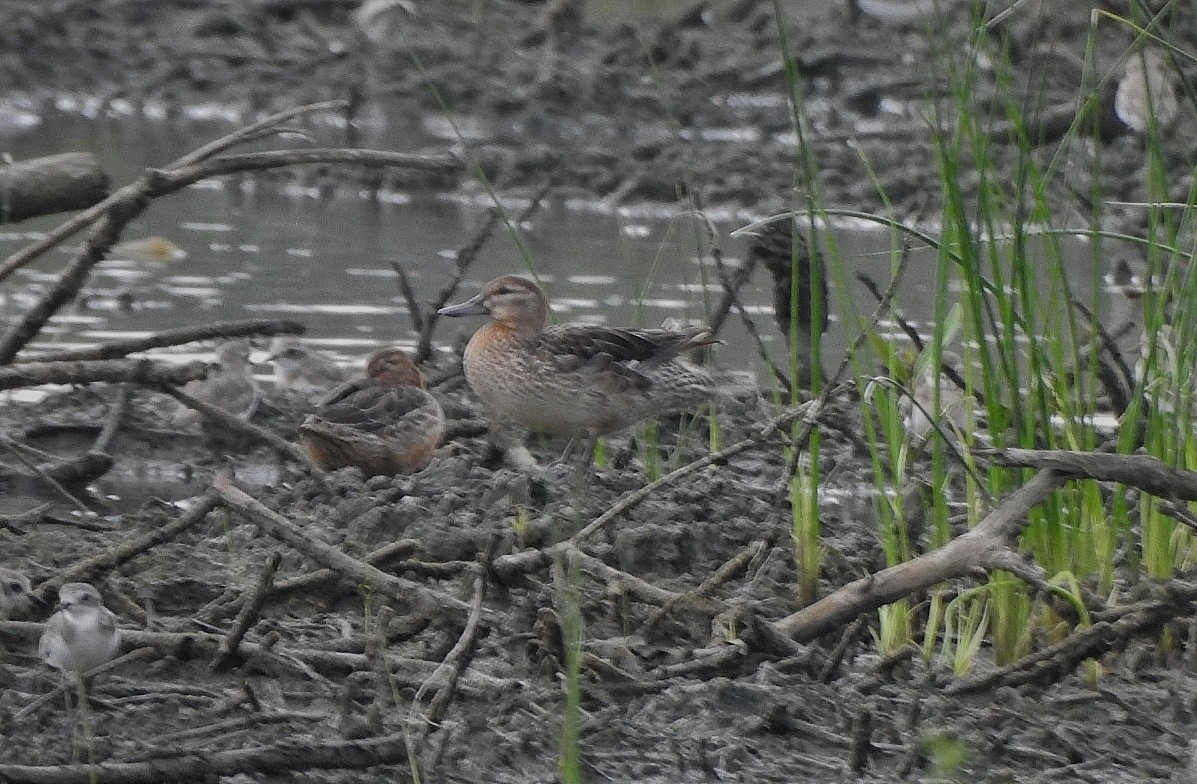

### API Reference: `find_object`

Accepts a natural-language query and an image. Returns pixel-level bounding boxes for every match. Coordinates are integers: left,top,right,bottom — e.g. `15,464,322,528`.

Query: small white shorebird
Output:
39,583,121,680
0,567,32,620
1115,49,1179,135
176,340,261,425
900,350,972,447
267,337,349,399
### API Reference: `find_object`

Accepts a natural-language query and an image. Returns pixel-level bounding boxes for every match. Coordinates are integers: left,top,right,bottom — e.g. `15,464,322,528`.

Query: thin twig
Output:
638,539,767,638
32,491,221,607
413,178,555,363
0,728,414,782
92,385,131,454
0,436,93,514
35,320,305,363
158,385,312,466
0,101,347,283
0,148,454,363
213,477,476,617
0,358,206,392
210,552,283,671
406,540,496,765
491,397,824,582
710,246,791,392
15,647,157,719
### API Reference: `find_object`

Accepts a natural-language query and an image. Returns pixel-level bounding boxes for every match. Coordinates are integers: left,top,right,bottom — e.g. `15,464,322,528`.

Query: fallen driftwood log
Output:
0,152,110,223
0,357,207,391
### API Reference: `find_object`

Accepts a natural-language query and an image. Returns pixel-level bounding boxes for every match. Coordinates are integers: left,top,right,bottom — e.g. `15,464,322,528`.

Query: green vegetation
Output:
759,1,1197,672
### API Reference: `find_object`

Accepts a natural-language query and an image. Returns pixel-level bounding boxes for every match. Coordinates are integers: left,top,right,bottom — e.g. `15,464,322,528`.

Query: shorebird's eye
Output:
6,581,23,593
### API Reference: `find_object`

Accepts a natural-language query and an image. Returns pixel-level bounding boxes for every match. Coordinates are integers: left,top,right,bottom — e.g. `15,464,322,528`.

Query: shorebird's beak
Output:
437,294,488,317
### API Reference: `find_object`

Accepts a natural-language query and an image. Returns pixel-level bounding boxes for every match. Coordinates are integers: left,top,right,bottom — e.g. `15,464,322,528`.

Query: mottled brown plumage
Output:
439,275,738,438
747,217,829,388
298,349,444,476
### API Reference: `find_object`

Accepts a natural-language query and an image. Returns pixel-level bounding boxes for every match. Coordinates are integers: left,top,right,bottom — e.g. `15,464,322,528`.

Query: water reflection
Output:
0,112,1156,516
0,114,1142,386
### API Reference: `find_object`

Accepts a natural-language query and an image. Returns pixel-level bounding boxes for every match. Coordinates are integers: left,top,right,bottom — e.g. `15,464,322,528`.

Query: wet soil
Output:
2,1,1197,782
0,374,1193,783
2,1,1195,227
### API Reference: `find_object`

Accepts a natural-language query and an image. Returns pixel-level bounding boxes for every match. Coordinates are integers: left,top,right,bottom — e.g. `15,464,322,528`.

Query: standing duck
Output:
438,275,740,439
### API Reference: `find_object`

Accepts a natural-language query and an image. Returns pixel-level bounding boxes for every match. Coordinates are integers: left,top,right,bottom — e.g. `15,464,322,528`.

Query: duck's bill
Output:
437,295,488,317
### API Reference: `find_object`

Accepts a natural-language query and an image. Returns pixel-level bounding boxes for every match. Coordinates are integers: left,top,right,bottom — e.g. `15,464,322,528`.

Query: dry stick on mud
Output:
0,730,414,783
0,620,513,693
32,490,222,607
365,604,397,724
210,551,283,671
638,539,768,639
772,469,1069,643
158,385,313,466
407,542,494,767
0,502,52,534
981,447,1197,499
489,395,825,584
147,712,329,747
0,357,207,391
945,579,1197,695
37,319,306,363
0,436,96,513
92,385,131,454
196,540,422,623
15,647,156,720
212,477,476,617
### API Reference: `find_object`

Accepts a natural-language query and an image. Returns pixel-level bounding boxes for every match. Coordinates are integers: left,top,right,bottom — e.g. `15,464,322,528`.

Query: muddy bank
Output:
1,1,1195,230
0,367,1193,782
2,1,1197,782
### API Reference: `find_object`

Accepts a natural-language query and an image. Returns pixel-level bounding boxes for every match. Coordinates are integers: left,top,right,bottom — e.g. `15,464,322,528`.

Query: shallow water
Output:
0,111,1141,386
0,109,1146,517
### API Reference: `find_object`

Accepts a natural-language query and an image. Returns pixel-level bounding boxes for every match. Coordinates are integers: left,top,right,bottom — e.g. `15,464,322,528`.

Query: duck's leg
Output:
569,435,599,508
558,437,580,464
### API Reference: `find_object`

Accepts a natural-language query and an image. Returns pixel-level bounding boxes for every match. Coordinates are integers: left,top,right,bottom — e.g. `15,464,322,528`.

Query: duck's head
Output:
366,348,426,388
438,275,548,330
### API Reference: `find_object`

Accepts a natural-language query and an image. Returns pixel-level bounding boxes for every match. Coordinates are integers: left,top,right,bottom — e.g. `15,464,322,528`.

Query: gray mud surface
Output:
1,376,1193,783
3,1,1196,225
2,1,1197,782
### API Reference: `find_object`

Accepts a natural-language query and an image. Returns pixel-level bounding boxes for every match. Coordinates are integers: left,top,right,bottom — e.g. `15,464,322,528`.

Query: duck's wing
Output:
539,325,716,368
317,377,374,408
315,385,440,436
